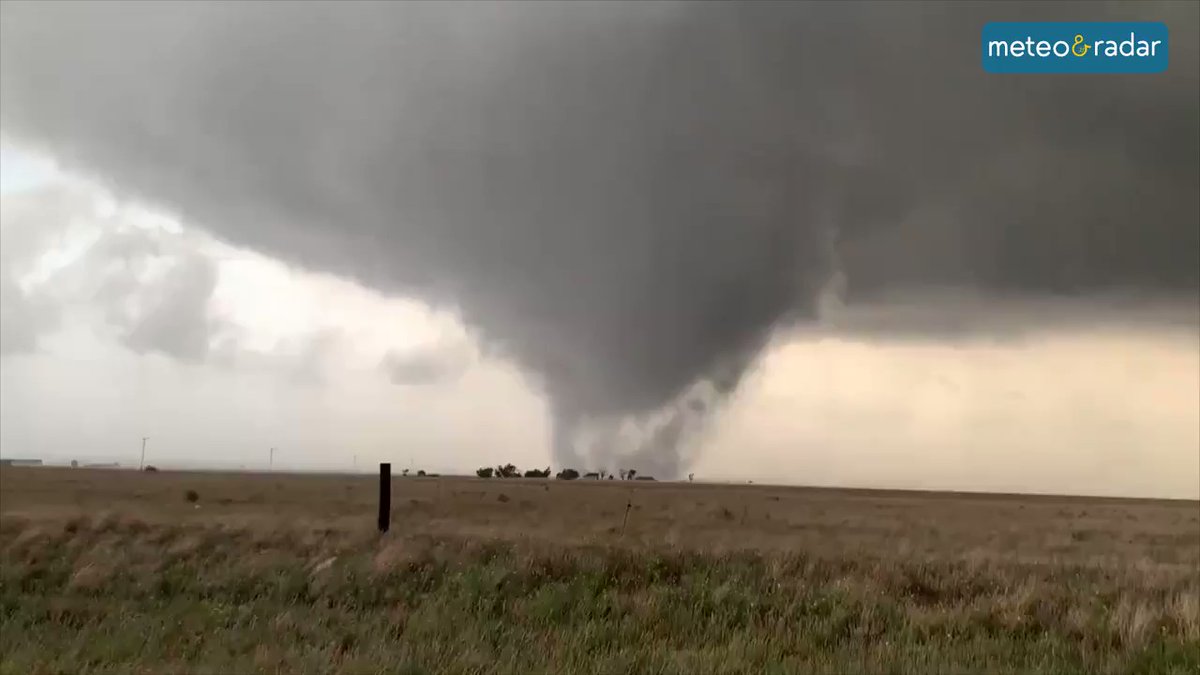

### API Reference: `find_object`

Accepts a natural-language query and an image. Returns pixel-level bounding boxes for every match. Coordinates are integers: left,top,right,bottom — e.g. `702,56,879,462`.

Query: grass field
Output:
1,467,1197,674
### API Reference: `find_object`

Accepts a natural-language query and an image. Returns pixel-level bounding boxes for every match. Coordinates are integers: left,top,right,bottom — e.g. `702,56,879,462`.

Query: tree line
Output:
475,464,654,481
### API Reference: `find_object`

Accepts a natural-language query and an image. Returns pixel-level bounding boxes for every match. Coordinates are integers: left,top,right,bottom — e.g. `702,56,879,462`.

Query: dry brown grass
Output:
1,466,1197,674
4,467,1195,562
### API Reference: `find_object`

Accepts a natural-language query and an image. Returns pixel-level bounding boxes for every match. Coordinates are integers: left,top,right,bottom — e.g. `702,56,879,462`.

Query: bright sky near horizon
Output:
1,142,546,476
2,142,1196,499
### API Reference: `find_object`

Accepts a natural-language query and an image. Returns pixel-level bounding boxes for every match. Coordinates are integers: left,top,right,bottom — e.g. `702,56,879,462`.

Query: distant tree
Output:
619,469,627,480
70,460,79,468
476,466,494,478
635,475,655,481
523,467,551,478
144,465,159,472
688,473,694,482
607,474,614,480
402,468,410,477
583,472,600,479
627,469,637,481
496,463,520,478
556,468,579,480
417,469,426,477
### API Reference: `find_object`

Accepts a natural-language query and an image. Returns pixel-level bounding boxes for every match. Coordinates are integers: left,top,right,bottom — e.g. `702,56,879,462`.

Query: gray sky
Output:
0,2,1196,496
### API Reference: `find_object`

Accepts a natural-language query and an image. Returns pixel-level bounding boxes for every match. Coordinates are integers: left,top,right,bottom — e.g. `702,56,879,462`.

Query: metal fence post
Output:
378,463,391,533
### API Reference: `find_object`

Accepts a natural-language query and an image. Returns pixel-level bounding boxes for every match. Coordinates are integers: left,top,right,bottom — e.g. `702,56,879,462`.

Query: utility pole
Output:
139,436,149,471
270,447,275,471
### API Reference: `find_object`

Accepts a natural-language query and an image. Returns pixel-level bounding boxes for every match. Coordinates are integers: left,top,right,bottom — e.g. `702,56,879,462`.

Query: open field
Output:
1,466,1197,674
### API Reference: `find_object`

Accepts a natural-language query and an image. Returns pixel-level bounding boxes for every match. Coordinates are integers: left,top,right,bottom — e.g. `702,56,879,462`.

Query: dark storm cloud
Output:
381,343,473,386
1,1,1196,475
812,289,1200,345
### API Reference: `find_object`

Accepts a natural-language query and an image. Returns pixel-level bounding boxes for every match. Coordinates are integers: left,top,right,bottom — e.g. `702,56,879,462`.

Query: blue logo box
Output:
982,22,1168,73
